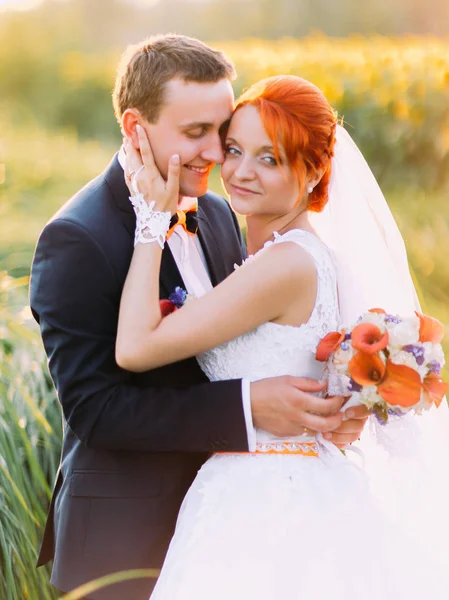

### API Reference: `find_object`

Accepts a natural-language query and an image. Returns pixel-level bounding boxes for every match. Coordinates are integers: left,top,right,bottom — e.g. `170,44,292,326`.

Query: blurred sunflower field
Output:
1,33,449,598
224,36,449,190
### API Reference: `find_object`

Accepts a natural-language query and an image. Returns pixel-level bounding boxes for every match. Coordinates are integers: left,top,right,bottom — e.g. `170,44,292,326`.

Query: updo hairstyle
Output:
234,75,338,211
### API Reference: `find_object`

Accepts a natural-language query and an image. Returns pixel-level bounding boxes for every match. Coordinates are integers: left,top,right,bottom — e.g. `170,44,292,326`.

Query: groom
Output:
30,34,369,599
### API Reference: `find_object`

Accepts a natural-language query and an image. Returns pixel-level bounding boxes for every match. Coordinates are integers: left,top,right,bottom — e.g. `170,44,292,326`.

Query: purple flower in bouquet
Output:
428,360,441,375
348,378,362,393
388,408,405,417
373,409,388,425
340,334,352,351
402,344,425,366
385,314,401,324
373,407,405,426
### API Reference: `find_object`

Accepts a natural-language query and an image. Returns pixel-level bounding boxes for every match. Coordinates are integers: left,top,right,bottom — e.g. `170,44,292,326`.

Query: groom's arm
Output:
30,217,249,453
31,217,363,453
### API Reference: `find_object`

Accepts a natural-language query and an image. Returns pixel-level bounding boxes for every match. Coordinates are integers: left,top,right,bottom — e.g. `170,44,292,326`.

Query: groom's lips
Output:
184,164,212,175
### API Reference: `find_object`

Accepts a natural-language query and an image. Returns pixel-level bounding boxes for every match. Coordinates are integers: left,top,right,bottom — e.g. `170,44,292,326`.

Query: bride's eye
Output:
261,154,279,166
224,145,241,156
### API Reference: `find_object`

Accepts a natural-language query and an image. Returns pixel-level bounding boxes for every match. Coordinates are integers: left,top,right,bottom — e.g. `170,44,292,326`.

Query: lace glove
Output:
326,362,350,396
326,361,364,414
129,193,171,249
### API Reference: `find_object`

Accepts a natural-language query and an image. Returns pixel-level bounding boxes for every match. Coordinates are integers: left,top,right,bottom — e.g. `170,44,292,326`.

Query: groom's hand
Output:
250,376,345,438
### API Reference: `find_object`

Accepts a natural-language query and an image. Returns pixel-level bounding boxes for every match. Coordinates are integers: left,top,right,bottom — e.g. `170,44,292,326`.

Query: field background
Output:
1,0,449,597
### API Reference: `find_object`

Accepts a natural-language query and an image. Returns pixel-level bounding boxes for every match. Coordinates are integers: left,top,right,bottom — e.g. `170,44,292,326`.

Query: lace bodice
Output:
197,229,340,446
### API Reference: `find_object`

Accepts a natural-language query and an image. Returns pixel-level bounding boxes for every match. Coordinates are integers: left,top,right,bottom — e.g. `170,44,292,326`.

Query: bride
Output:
116,75,449,599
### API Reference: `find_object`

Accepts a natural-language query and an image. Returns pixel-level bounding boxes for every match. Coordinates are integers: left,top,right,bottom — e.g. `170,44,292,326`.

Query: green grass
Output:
0,274,60,599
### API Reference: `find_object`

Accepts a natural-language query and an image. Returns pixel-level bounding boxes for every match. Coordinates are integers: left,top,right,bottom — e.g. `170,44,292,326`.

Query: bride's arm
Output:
116,126,316,372
116,239,316,372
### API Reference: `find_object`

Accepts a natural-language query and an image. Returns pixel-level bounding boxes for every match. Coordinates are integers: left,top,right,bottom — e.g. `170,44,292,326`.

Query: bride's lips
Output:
231,183,260,196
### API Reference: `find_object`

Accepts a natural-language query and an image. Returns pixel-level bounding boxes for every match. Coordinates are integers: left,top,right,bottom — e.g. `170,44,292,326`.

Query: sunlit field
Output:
1,34,449,598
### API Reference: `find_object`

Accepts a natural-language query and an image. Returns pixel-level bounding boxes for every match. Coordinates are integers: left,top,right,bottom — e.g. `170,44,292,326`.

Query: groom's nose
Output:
201,133,225,165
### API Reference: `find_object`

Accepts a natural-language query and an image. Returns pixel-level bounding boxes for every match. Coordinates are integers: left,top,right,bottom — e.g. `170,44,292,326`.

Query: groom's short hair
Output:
113,34,236,124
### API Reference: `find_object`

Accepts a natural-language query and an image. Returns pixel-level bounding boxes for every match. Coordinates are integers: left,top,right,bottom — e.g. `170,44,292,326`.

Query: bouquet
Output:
316,309,448,423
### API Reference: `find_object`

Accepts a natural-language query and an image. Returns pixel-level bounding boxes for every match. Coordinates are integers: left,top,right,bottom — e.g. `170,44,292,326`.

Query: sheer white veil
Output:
310,125,419,322
310,125,449,564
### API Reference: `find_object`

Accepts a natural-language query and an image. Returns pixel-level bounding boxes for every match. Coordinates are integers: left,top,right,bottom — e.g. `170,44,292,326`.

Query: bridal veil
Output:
310,125,449,565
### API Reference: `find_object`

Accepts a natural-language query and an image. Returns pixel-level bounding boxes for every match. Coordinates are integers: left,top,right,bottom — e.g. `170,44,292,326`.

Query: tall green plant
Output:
0,273,61,599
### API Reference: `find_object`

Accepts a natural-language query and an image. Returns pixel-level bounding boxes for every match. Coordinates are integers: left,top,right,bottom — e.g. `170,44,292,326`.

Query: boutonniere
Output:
160,286,195,317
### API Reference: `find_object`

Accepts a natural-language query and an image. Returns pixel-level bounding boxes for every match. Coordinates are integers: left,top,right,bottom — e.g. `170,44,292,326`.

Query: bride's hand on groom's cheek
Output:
123,125,180,215
322,404,370,448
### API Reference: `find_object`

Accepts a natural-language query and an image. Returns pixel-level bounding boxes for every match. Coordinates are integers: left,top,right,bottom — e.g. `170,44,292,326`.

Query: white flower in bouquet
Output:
333,341,354,373
358,311,387,330
387,316,420,349
360,385,381,409
423,341,445,366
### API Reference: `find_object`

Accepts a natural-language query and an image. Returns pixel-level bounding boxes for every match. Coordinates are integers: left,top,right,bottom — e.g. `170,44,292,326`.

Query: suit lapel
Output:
159,247,186,297
196,205,228,287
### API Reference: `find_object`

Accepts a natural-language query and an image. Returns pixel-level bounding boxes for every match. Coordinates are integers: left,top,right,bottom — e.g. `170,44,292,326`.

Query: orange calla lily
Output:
352,323,389,355
349,352,386,386
415,311,445,344
369,308,386,314
377,361,422,408
160,299,178,317
423,372,448,408
316,331,345,362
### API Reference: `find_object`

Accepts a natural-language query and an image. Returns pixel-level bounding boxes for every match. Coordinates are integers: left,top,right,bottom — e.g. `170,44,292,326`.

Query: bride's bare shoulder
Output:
246,237,317,286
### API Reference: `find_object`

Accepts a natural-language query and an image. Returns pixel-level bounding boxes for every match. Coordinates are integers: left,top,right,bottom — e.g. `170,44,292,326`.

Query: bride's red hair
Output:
234,75,337,212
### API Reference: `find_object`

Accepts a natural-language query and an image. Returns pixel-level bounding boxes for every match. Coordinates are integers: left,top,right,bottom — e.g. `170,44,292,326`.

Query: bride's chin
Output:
229,198,253,216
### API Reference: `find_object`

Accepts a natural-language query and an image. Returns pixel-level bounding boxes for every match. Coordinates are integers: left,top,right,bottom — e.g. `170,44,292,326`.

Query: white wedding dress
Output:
150,230,449,600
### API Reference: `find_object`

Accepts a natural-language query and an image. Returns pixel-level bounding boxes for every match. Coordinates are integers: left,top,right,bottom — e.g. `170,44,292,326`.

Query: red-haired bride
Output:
118,75,449,599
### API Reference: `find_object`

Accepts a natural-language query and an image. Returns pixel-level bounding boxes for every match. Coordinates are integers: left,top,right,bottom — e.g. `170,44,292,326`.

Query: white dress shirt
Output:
118,149,256,451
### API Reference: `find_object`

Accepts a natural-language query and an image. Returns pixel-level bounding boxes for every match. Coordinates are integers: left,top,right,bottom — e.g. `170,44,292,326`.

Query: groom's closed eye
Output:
184,127,208,139
181,121,213,139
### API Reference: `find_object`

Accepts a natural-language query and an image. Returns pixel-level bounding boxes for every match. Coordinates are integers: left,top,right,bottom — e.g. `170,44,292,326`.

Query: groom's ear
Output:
122,109,142,150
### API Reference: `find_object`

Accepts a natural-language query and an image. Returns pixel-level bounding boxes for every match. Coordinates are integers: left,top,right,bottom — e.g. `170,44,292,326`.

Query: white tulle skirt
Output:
150,426,449,600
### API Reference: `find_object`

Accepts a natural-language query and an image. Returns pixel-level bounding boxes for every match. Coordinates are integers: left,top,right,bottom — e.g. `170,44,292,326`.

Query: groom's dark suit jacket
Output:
30,154,249,599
